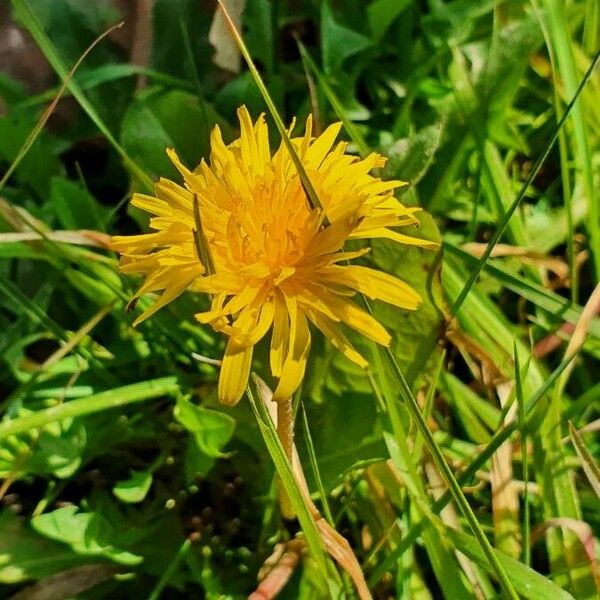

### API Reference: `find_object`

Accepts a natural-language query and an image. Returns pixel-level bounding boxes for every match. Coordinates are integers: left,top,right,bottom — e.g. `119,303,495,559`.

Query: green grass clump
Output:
0,0,599,598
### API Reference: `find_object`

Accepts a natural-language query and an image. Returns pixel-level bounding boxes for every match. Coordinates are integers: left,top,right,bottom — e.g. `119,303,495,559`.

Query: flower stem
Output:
277,397,295,519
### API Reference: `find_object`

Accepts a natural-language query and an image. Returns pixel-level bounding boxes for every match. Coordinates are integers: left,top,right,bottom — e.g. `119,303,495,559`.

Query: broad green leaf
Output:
113,469,153,503
367,0,411,40
0,115,63,197
369,211,444,389
32,506,142,565
320,1,371,75
0,417,86,479
386,124,444,186
49,176,106,231
0,512,85,584
174,397,235,458
121,89,219,180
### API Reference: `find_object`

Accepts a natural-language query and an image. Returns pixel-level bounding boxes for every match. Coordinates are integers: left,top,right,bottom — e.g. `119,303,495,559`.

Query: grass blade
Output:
514,344,531,566
296,39,371,157
446,528,575,600
569,422,600,498
0,378,179,439
0,21,123,194
541,0,600,280
300,402,334,526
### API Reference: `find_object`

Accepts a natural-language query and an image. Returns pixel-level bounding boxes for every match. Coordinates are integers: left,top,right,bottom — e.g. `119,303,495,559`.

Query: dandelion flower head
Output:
112,107,435,405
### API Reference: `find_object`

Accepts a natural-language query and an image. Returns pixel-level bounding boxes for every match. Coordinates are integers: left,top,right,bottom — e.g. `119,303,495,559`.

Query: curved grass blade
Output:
368,351,576,586
446,528,575,600
215,0,323,213
445,243,600,340
0,272,119,386
300,401,335,526
0,378,179,439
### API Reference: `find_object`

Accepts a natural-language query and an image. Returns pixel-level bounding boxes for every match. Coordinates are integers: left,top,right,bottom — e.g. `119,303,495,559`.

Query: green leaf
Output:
0,377,179,439
49,176,106,231
386,123,444,186
321,1,372,75
174,397,235,458
302,385,386,491
0,511,85,584
0,417,86,479
32,506,143,566
0,115,63,197
113,469,153,503
367,0,411,40
120,89,219,181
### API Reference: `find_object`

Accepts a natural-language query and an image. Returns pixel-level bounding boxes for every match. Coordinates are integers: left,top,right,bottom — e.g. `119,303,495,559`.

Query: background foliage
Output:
0,0,599,598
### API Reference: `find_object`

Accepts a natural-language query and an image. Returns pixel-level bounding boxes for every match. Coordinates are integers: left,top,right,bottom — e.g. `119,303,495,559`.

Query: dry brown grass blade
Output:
446,326,506,386
250,539,305,600
462,242,571,280
557,282,600,393
209,0,246,73
0,230,111,247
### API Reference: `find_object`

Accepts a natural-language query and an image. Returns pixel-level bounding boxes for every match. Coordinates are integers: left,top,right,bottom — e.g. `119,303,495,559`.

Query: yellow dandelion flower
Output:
111,106,437,406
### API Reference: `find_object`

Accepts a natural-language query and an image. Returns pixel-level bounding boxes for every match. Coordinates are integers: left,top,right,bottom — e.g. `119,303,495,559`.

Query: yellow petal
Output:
273,298,311,402
307,310,368,369
222,300,274,346
132,270,197,326
304,121,343,167
319,265,421,310
314,292,391,346
218,337,253,406
351,227,439,248
270,291,288,378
